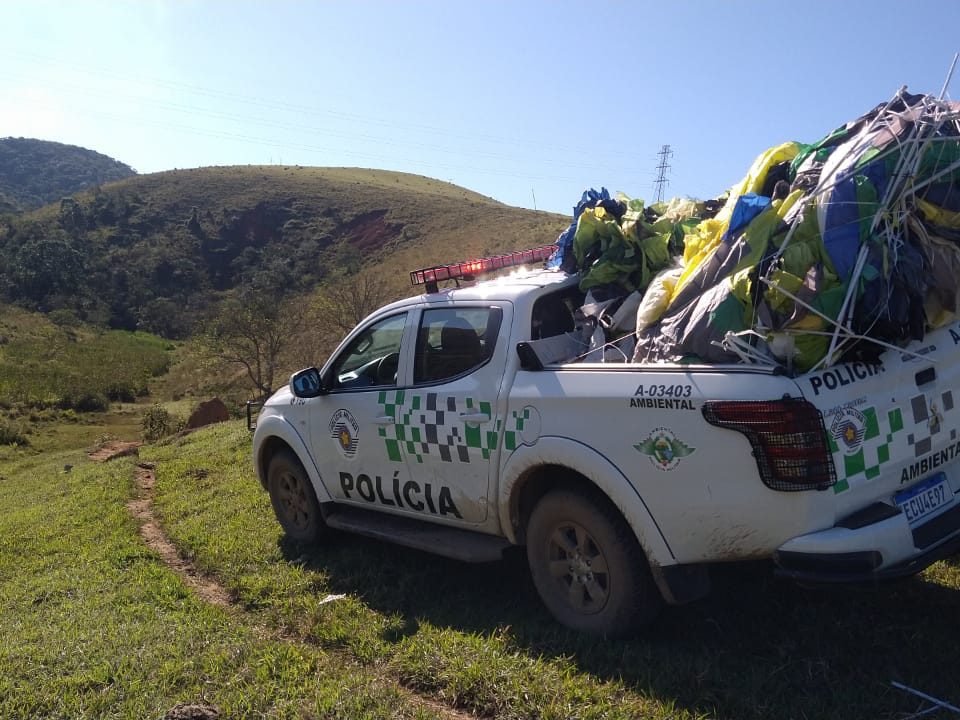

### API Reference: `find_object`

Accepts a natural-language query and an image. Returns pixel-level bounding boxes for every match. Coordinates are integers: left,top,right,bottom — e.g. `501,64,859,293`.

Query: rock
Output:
186,398,230,430
162,703,220,720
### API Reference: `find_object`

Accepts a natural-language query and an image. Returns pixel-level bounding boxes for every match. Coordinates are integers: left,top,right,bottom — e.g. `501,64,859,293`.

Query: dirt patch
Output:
88,440,142,463
340,209,404,253
128,462,232,608
163,703,220,720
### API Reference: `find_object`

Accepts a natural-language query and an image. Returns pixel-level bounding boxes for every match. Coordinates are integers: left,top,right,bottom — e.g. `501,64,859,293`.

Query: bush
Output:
141,403,183,443
47,309,81,328
0,421,28,446
0,327,172,414
57,392,109,413
104,384,137,403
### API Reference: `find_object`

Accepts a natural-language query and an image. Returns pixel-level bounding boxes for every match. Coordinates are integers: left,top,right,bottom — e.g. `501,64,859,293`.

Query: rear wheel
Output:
267,450,326,543
526,489,662,634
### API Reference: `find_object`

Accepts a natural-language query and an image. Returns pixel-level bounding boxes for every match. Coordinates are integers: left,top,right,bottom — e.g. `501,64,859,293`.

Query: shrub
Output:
141,403,183,443
0,421,28,446
57,392,110,413
47,309,81,327
104,384,137,403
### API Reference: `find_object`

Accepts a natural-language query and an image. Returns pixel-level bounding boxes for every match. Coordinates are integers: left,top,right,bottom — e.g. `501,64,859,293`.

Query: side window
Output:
328,313,407,390
414,307,502,384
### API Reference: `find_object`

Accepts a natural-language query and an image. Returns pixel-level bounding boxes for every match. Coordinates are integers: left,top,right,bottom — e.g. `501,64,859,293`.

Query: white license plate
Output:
895,473,953,525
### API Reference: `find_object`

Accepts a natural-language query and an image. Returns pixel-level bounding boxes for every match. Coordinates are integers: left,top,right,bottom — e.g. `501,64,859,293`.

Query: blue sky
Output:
3,1,959,214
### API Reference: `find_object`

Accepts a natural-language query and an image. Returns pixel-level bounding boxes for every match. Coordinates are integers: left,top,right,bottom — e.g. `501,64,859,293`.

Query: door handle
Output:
374,415,395,425
459,412,490,424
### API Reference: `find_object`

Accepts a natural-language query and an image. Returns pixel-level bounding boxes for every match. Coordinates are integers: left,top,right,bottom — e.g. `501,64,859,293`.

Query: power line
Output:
1,50,646,167
5,68,656,183
653,144,673,203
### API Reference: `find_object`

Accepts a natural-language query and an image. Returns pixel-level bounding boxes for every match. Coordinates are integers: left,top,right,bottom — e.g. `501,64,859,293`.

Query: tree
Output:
6,223,86,309
200,288,304,399
284,269,399,372
313,268,396,336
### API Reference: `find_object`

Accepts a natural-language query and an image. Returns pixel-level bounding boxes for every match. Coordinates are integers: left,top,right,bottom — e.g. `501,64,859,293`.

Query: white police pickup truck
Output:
252,247,960,634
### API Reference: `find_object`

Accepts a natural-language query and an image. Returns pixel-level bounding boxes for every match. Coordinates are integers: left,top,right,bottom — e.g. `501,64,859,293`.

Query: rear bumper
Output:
773,502,960,583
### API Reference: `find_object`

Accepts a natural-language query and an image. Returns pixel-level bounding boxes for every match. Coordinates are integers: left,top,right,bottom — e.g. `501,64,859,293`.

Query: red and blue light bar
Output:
410,245,557,292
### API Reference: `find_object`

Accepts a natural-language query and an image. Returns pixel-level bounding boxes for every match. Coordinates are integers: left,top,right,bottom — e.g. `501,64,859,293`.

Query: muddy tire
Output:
526,489,662,634
267,450,326,543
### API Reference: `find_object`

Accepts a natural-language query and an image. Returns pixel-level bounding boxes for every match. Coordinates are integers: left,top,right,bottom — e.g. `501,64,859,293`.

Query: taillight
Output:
701,399,836,492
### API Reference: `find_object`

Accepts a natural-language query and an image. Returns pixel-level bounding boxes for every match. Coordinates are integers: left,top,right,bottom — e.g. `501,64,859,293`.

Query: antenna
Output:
653,144,673,204
531,188,537,211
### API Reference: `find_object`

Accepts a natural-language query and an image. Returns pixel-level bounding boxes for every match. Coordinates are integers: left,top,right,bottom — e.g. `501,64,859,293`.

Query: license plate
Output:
895,473,953,525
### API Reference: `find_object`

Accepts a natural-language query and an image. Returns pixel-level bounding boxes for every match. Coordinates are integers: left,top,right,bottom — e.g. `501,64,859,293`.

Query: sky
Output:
2,1,960,215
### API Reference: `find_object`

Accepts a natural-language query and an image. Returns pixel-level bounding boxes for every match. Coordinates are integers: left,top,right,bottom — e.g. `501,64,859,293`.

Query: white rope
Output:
715,330,778,366
819,243,870,369
570,332,633,364
768,88,912,268
892,681,960,715
758,276,937,363
939,52,959,100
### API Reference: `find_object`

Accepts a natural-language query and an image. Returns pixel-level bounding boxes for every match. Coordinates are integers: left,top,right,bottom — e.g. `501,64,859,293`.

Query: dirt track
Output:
88,443,473,720
129,461,233,607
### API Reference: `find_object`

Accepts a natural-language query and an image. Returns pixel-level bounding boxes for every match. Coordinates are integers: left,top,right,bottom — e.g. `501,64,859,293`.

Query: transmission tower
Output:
653,144,673,203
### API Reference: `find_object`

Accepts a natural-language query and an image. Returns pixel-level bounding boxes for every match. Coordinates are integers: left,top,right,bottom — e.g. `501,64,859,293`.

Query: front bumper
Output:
773,503,960,583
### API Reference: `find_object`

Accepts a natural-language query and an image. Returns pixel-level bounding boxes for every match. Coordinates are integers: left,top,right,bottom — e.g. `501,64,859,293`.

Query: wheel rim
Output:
546,521,610,615
276,470,313,530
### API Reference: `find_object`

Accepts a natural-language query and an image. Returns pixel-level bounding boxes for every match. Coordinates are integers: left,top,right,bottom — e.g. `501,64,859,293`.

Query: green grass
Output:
5,414,958,718
0,302,177,457
0,445,447,718
143,422,960,720
0,306,172,410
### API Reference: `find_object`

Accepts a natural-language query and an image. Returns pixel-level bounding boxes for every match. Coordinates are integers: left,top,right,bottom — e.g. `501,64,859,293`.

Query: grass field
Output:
142,423,958,719
0,443,455,719
2,419,959,718
0,303,172,421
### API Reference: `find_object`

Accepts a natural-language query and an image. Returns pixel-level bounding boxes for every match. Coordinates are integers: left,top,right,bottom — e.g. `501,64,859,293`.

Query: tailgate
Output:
800,323,960,525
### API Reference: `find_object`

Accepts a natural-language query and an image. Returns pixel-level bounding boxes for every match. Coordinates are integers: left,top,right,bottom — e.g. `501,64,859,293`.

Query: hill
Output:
0,137,136,212
0,166,567,338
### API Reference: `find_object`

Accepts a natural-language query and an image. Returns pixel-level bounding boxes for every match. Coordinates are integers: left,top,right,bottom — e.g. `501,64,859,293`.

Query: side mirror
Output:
290,367,325,398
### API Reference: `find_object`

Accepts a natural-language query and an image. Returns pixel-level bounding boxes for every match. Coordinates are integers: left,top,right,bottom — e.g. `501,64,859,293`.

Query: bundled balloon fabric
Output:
559,89,960,373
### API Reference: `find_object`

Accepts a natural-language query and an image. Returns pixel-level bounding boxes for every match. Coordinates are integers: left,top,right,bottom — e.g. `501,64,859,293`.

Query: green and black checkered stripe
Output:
830,389,958,493
502,407,533,451
829,406,904,492
377,390,502,464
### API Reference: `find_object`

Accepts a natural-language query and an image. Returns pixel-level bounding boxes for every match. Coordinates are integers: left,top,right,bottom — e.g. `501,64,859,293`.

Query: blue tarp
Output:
549,187,611,271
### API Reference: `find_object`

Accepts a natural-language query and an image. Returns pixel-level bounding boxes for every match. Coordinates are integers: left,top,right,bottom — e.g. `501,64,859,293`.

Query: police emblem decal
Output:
329,409,360,458
830,406,866,456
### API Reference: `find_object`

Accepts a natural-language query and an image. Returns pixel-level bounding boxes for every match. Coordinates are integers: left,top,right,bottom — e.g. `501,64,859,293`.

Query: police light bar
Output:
410,245,557,293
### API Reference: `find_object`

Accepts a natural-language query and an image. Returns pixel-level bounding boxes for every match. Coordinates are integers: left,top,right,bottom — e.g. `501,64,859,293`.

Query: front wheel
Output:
526,489,662,634
267,450,326,543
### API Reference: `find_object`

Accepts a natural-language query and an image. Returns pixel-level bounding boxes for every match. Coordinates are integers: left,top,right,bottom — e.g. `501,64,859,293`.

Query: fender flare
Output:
498,436,676,568
253,414,333,503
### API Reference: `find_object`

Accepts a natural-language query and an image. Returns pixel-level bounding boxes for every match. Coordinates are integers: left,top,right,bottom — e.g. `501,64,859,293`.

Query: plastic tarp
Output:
555,89,960,373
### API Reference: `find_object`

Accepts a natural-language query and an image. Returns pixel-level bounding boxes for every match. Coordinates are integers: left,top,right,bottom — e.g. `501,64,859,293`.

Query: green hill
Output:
0,166,567,338
0,137,136,212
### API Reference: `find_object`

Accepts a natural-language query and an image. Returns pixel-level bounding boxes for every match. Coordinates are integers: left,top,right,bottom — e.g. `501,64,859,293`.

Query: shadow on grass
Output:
280,533,960,720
